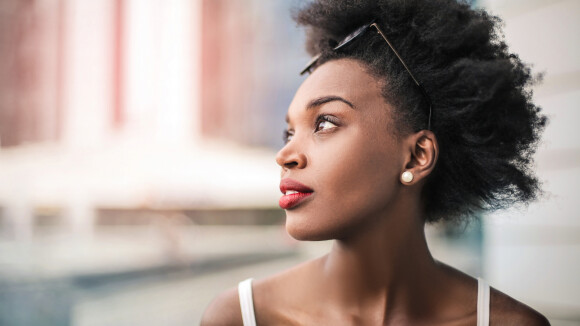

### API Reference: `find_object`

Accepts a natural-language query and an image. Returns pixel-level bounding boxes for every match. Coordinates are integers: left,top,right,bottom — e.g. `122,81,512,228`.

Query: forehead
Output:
288,58,388,117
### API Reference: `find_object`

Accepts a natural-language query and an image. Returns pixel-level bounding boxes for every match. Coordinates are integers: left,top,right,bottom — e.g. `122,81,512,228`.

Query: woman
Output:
202,0,549,325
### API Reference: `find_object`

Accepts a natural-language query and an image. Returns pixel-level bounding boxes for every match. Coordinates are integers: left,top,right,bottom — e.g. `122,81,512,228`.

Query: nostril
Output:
284,161,298,169
276,149,306,169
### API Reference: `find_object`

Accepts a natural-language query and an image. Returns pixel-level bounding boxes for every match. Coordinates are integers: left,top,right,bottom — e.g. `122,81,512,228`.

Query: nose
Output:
276,142,307,170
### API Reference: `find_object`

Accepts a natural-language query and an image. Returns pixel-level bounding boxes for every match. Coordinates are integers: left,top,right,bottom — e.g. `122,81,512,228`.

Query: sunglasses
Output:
300,21,433,130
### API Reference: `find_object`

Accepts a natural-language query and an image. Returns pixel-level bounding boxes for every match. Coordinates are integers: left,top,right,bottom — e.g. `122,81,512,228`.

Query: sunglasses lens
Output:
301,22,372,75
334,24,370,50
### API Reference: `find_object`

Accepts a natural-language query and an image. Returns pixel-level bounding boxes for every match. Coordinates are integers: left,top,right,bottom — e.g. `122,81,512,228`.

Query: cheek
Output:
328,142,400,218
327,126,400,195
286,133,401,240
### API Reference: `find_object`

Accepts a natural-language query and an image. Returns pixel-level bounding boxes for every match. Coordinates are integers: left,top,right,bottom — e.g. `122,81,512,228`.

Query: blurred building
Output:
0,2,307,323
0,0,307,242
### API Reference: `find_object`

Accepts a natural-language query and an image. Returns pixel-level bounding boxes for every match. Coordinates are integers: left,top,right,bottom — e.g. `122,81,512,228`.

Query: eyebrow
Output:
307,95,355,110
285,95,355,123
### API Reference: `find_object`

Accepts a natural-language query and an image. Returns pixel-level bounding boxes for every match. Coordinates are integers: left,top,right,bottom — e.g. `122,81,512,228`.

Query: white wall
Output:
479,0,580,318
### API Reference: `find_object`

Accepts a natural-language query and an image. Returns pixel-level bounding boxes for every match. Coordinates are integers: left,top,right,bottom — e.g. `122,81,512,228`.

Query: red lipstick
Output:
279,179,314,209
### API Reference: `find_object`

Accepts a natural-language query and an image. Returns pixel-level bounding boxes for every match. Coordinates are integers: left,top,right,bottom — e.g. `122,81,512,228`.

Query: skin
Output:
201,59,550,325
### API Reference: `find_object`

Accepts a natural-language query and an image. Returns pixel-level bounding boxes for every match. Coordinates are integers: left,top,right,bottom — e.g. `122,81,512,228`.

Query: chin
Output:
285,216,339,241
286,228,331,241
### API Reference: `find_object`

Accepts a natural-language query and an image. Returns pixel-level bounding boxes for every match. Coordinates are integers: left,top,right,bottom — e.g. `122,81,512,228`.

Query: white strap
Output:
238,278,257,326
477,277,490,326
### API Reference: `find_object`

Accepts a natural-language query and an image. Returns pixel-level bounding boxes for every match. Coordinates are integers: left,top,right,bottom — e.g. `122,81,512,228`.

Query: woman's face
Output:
277,58,407,241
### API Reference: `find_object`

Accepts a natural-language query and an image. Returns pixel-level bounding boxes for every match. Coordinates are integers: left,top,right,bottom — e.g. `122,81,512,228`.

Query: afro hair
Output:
293,0,547,223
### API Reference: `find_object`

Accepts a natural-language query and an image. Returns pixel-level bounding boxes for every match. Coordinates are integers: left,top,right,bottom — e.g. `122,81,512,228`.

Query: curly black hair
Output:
293,0,546,223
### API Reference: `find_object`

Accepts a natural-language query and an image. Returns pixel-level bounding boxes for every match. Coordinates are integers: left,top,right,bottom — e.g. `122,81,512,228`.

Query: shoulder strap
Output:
238,278,257,326
477,277,490,326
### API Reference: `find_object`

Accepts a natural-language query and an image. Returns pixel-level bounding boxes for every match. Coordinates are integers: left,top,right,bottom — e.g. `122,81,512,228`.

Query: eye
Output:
315,115,339,133
283,129,294,143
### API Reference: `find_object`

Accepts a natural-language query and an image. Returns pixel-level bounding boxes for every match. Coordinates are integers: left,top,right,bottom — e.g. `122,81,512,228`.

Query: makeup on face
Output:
279,178,314,209
276,59,404,241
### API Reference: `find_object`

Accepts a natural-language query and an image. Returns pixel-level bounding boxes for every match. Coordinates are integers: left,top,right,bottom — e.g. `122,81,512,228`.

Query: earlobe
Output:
401,171,414,183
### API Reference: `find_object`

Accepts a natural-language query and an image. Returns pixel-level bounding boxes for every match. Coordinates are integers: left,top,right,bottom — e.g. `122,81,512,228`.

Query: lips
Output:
279,178,314,209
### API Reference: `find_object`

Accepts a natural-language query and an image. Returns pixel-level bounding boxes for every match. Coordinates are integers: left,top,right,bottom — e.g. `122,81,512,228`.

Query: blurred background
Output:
0,0,578,325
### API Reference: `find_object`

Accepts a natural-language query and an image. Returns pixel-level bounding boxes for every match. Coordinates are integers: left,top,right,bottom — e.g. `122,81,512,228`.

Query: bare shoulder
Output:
200,286,242,326
251,257,326,323
255,256,321,293
435,263,550,325
490,287,550,326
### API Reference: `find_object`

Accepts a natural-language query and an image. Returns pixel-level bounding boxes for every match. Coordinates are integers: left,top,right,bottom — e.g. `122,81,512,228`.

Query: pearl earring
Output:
401,171,414,183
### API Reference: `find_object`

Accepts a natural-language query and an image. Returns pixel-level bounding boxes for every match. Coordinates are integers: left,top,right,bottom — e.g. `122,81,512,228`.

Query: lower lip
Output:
279,192,313,210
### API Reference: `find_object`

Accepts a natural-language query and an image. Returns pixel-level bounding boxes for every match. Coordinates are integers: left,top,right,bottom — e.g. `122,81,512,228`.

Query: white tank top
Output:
238,277,490,326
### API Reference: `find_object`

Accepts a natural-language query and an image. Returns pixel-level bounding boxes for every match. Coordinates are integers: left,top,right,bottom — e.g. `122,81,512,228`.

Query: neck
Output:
321,200,440,319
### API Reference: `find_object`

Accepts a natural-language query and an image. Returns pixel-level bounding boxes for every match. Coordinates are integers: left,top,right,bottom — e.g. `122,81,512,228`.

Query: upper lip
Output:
280,178,314,194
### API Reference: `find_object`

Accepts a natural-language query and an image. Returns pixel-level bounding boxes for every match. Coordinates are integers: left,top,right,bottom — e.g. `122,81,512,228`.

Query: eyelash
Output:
283,129,293,144
314,114,339,132
283,114,340,143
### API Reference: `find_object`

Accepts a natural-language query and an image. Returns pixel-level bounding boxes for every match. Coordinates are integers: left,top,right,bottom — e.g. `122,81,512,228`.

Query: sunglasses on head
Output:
300,21,433,131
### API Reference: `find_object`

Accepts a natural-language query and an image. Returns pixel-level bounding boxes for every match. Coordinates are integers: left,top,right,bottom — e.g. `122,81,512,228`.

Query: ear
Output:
400,130,438,185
